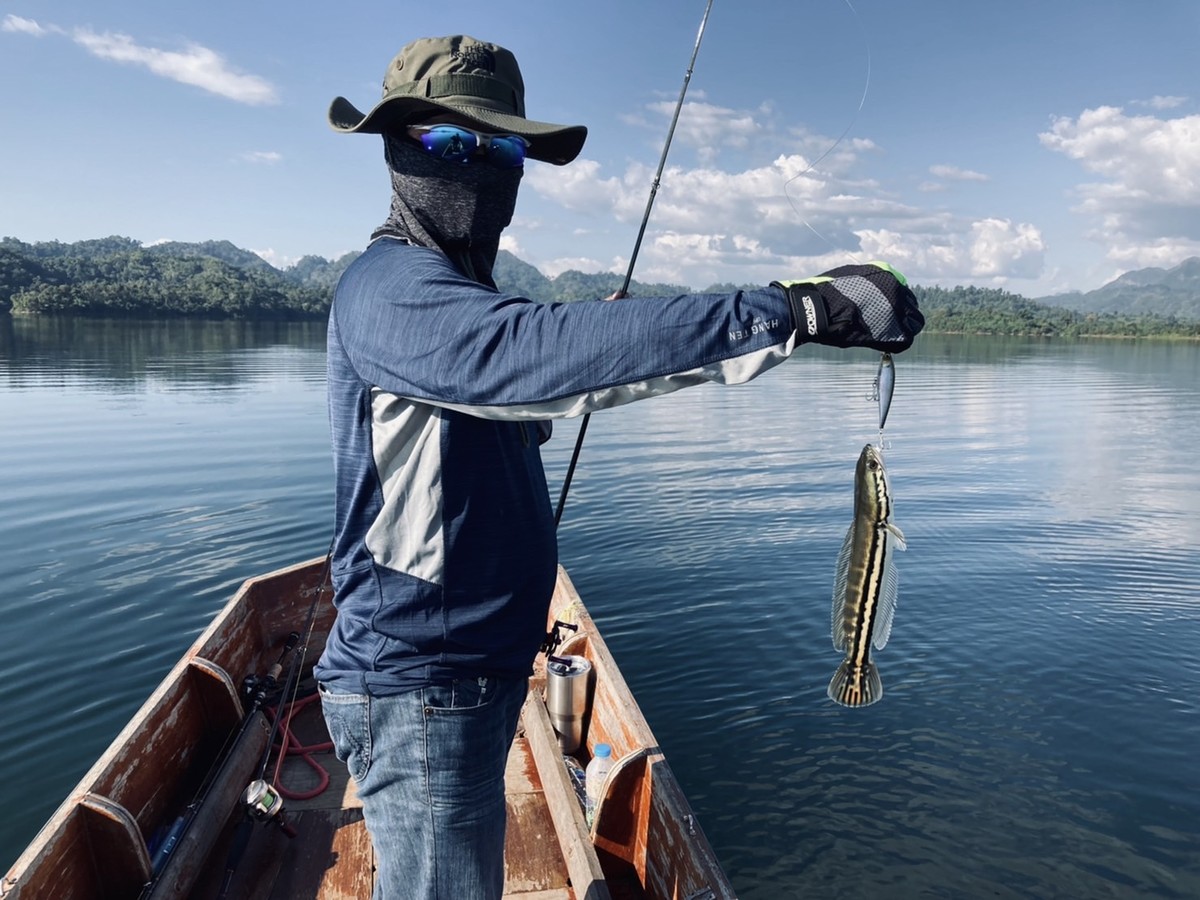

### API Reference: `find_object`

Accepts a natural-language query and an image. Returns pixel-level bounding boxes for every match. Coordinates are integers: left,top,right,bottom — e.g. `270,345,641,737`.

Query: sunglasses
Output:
405,124,529,169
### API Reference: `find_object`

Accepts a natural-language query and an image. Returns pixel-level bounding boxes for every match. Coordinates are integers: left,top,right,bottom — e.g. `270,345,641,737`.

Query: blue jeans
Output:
319,676,527,900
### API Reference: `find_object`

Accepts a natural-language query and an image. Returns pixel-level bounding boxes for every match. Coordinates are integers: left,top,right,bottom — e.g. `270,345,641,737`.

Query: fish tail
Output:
828,659,883,708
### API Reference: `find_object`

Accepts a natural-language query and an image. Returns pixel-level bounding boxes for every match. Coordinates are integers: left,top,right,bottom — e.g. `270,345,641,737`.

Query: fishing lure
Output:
870,351,894,436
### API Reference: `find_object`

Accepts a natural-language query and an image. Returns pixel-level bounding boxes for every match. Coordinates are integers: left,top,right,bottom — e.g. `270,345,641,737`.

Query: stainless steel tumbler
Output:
545,654,593,753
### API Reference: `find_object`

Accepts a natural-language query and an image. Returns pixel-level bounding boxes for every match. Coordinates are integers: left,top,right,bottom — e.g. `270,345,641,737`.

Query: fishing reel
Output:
241,672,282,710
242,779,297,838
540,620,578,661
240,631,301,712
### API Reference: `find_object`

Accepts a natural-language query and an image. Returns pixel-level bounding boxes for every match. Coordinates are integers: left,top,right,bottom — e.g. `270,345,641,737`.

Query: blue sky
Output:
2,0,1198,296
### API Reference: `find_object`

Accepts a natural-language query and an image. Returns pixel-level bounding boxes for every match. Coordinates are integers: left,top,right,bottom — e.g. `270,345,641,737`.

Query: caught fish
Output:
874,352,895,432
828,443,906,707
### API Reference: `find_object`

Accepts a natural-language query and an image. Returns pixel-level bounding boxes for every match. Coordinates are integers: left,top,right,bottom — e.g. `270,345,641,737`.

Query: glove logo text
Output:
801,295,819,337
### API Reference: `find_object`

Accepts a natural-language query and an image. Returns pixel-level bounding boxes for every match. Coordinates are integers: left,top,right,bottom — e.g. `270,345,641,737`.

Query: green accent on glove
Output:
776,261,908,289
865,260,908,286
772,275,833,288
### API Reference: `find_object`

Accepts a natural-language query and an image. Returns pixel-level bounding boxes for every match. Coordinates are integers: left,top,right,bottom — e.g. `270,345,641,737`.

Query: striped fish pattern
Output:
829,443,906,707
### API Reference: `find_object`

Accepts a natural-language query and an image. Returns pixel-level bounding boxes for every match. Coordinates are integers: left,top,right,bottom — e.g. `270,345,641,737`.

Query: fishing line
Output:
260,549,332,787
780,0,890,443
782,0,872,264
554,0,715,528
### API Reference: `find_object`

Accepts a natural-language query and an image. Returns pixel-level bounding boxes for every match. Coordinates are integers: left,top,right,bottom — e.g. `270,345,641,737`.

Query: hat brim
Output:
328,95,587,166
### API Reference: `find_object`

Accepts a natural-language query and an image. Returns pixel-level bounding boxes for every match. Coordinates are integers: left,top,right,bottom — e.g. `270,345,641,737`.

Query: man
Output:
316,34,923,900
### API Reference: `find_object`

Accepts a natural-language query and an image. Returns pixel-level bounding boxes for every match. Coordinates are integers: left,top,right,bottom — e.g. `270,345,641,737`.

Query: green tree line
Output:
0,236,337,319
2,236,1198,338
913,284,1200,339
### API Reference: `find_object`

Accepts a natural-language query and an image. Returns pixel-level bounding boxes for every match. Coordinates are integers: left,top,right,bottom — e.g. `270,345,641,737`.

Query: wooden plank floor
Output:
190,688,579,899
502,733,576,899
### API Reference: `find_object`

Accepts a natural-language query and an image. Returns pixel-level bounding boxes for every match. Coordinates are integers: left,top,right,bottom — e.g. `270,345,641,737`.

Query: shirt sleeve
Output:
332,241,798,420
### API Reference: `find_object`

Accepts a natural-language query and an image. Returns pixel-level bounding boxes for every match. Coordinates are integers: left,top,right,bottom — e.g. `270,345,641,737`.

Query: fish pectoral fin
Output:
831,524,855,651
871,554,899,650
887,522,907,551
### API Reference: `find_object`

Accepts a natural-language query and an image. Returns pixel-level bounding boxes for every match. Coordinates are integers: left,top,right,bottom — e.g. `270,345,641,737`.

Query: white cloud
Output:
929,164,990,182
251,248,295,269
1137,95,1188,110
2,14,51,36
639,99,766,164
853,218,1045,286
524,97,1047,288
4,14,278,105
542,256,610,279
1039,105,1200,268
71,28,278,105
531,144,983,286
968,218,1046,278
1106,238,1200,269
239,151,282,164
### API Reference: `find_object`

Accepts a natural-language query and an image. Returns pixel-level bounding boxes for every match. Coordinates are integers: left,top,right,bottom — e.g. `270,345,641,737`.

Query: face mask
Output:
373,134,523,287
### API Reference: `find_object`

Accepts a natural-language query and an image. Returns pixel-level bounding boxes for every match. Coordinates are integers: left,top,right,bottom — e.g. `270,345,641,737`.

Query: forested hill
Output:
1,236,1198,338
1038,257,1200,319
0,236,353,319
912,284,1200,338
0,236,686,319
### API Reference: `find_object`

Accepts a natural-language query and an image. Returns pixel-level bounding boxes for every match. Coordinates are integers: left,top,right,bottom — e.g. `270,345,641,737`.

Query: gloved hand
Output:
772,261,924,353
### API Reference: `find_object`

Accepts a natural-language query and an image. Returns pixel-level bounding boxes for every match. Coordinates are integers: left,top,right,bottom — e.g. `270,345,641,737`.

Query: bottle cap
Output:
595,743,611,758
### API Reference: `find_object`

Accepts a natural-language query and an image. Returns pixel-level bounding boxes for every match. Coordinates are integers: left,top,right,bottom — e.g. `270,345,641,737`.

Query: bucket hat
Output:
328,35,587,165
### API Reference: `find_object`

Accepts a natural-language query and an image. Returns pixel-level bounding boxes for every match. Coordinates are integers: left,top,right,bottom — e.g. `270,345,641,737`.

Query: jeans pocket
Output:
319,683,372,783
422,677,494,712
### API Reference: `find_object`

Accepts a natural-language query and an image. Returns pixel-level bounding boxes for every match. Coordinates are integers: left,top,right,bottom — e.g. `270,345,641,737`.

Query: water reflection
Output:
0,315,327,391
1,321,1199,897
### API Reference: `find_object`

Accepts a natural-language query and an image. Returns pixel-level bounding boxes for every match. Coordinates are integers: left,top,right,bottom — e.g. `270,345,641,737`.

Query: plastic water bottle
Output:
584,743,613,827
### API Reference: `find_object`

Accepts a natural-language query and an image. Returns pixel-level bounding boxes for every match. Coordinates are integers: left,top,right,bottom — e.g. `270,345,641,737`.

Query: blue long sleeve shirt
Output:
315,237,797,695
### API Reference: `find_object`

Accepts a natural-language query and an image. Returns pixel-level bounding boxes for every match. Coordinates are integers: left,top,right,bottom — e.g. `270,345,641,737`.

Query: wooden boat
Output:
2,557,736,899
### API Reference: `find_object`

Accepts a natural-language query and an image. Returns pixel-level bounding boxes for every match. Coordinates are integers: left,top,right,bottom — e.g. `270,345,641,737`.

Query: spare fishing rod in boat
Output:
553,0,715,529
131,553,334,898
253,550,332,787
137,623,316,897
214,551,332,897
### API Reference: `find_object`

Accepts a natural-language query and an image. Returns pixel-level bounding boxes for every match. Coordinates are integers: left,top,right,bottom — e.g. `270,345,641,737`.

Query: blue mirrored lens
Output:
419,126,478,162
485,136,527,168
410,125,527,168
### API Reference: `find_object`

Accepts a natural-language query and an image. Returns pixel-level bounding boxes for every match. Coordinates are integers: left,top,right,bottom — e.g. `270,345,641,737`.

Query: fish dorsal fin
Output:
831,523,855,650
871,533,901,650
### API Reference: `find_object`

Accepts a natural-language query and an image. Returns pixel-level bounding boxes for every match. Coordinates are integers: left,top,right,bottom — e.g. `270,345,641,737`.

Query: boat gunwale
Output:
5,558,737,900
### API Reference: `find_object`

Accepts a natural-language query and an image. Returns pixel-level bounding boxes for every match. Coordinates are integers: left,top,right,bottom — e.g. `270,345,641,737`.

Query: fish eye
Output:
868,459,878,470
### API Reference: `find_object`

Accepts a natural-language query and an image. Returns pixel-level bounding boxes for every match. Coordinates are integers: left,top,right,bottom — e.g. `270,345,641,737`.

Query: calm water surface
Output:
2,316,1198,898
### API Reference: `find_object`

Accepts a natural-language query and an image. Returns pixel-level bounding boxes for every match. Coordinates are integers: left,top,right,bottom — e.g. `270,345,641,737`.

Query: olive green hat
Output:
328,35,587,165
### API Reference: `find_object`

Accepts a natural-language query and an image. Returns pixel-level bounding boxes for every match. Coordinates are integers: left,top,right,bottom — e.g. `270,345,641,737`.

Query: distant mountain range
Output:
1,236,1197,335
1038,257,1200,319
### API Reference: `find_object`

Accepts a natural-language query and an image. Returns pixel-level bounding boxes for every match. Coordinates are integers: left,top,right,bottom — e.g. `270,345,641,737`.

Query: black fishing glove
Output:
772,261,924,353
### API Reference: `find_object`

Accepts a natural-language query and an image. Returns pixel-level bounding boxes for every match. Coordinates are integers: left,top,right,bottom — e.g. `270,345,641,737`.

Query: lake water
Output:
2,316,1198,898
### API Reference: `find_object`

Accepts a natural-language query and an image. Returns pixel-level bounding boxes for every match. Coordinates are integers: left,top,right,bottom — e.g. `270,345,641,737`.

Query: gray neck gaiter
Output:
372,134,522,288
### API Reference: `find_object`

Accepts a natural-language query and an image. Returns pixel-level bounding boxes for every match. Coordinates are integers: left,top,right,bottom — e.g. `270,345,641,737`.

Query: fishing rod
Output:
213,555,333,898
136,557,333,899
553,0,715,529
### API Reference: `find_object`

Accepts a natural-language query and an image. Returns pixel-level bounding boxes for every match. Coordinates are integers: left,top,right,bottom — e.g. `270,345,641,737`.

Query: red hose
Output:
266,692,334,801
